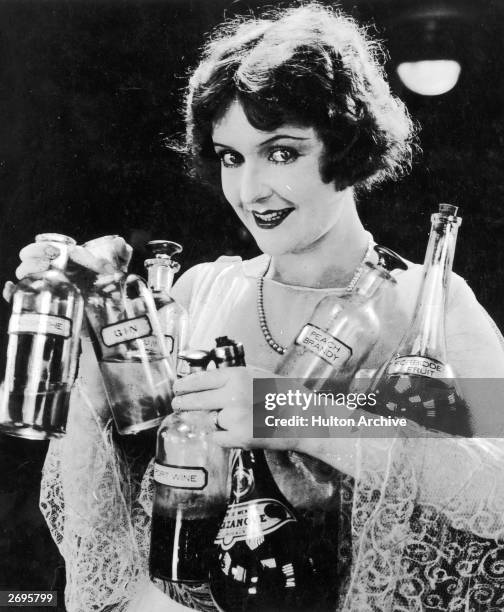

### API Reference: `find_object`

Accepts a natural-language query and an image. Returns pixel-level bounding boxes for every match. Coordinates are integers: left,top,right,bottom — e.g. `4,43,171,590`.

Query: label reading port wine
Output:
295,323,352,367
154,462,208,490
8,313,72,339
101,315,152,347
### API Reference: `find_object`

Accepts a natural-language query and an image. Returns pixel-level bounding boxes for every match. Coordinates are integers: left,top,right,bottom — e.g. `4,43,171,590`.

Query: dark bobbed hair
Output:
183,2,417,191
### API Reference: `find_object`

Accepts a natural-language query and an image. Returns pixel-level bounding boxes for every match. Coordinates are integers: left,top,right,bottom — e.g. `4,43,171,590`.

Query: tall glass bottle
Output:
276,246,408,393
83,236,175,435
144,240,188,366
372,204,470,435
150,337,241,583
0,233,84,439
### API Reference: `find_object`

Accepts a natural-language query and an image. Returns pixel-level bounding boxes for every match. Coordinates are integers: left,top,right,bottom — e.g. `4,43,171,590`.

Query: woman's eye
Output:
268,148,298,164
219,151,242,168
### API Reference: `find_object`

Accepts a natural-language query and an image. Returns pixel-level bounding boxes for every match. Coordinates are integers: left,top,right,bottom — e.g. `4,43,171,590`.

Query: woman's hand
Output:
172,367,296,451
3,235,132,300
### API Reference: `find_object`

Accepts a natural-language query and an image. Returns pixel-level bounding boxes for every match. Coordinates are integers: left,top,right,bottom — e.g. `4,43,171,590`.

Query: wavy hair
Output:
183,2,417,191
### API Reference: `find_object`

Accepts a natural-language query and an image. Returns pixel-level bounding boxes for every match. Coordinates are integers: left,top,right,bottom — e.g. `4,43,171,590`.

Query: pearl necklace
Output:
257,237,375,355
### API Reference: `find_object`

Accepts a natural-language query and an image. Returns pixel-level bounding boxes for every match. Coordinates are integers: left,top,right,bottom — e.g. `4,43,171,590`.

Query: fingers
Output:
172,387,226,411
2,281,15,303
70,245,115,274
111,236,133,272
173,369,229,396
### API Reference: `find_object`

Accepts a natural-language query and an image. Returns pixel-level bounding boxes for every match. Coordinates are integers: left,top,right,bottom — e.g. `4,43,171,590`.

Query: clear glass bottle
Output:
83,236,175,435
144,240,188,368
150,336,242,584
372,204,470,435
0,233,84,439
276,246,408,393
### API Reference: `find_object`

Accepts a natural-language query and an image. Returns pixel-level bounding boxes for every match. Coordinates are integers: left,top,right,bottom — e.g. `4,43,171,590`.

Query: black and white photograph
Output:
1,1,504,611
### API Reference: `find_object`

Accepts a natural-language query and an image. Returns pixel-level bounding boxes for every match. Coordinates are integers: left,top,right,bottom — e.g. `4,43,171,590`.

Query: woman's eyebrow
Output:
213,134,311,149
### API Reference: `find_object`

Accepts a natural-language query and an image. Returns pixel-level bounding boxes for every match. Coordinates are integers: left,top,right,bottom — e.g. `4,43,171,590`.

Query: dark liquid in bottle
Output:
210,511,323,612
374,373,470,436
150,510,222,583
0,333,71,439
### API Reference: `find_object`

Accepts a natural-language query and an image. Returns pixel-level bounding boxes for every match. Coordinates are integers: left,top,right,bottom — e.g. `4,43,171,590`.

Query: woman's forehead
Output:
212,100,316,146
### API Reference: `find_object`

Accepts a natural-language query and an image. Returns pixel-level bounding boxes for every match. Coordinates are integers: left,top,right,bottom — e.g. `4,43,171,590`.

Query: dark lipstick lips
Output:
252,209,294,229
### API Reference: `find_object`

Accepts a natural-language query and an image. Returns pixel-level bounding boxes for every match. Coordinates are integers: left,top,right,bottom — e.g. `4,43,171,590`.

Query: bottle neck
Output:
404,214,460,357
146,262,176,294
231,449,287,504
353,264,393,300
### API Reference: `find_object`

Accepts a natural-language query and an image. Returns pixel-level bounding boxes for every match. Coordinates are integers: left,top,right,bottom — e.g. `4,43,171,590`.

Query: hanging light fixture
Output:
384,2,476,97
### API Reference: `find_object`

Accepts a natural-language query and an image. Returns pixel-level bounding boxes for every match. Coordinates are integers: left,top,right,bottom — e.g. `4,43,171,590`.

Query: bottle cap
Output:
374,245,408,272
35,233,76,270
212,336,246,367
147,240,183,259
144,240,182,291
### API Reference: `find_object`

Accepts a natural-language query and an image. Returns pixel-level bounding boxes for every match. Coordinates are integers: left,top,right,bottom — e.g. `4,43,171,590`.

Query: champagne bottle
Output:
209,445,321,612
144,240,188,365
0,233,84,439
276,246,407,393
372,203,470,435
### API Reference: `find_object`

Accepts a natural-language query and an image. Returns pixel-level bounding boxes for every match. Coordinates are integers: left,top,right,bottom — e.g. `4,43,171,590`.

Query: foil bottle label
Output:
154,462,208,490
387,355,449,379
295,323,352,367
100,315,152,347
214,498,296,551
8,313,72,338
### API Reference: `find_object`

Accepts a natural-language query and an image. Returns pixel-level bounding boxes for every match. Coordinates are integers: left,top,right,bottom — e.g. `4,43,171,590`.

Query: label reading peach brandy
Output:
295,323,352,367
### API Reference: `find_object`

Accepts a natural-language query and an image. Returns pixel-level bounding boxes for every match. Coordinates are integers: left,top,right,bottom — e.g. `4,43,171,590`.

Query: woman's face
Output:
212,100,349,257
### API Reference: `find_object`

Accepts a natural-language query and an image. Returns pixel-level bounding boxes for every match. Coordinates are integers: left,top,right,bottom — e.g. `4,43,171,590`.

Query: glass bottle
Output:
372,204,470,435
144,240,188,367
150,336,242,583
276,246,408,393
0,233,84,439
83,236,175,435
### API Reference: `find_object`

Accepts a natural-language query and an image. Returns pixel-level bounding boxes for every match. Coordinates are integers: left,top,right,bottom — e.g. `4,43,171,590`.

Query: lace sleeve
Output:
344,433,504,611
39,381,151,612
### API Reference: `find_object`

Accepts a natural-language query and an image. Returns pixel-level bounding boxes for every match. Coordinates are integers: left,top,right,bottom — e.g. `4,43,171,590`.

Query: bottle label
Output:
387,355,449,379
214,498,296,551
8,313,72,338
101,315,152,347
142,334,175,354
295,323,352,367
153,462,208,490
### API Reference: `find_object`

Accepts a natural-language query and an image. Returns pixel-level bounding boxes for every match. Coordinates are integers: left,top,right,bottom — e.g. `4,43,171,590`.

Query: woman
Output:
11,3,504,611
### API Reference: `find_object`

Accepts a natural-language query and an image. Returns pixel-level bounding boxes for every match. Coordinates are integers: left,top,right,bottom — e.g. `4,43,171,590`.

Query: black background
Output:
0,0,503,608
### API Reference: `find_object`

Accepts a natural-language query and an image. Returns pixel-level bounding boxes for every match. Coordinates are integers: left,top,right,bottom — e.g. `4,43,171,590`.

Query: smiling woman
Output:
33,3,504,612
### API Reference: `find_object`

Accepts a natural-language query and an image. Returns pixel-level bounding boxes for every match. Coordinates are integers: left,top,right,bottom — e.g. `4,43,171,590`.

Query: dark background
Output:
0,0,503,608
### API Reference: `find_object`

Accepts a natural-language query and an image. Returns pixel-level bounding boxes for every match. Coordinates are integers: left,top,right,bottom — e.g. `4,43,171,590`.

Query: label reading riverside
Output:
387,355,449,379
215,498,295,551
101,315,152,348
154,462,208,490
9,313,72,339
295,323,352,367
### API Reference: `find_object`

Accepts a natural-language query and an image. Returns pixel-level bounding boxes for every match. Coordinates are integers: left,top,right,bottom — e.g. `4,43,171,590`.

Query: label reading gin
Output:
154,462,208,490
101,315,152,347
295,323,352,367
214,499,296,550
387,355,449,379
9,313,72,338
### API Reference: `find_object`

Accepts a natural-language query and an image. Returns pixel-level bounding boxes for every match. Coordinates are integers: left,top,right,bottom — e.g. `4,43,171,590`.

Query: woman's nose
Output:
239,162,272,206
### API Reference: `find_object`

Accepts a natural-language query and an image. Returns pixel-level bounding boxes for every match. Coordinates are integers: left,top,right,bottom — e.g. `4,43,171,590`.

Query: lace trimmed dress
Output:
40,251,504,611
